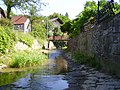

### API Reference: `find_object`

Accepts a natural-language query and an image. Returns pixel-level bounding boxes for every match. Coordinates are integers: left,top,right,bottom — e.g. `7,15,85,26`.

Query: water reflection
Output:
48,50,62,60
0,50,68,90
29,75,68,90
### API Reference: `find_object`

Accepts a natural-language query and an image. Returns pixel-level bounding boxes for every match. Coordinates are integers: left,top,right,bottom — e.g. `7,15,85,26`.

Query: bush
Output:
0,26,15,53
0,19,13,27
10,50,48,68
0,26,35,53
31,23,46,39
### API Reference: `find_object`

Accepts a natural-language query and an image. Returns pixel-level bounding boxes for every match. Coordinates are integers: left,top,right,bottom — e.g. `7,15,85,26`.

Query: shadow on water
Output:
0,50,69,90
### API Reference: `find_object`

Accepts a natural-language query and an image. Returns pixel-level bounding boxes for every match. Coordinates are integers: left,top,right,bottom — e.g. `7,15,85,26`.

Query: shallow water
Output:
0,50,68,90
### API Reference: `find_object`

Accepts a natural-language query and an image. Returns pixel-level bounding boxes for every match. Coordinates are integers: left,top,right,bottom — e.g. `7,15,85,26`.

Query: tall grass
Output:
73,52,101,70
10,50,48,68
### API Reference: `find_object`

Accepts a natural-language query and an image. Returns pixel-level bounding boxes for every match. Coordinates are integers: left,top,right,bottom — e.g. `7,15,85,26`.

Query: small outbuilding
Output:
12,16,31,33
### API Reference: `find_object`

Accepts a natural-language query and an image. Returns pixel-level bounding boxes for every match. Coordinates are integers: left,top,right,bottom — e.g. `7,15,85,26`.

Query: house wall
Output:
24,18,31,33
53,20,61,27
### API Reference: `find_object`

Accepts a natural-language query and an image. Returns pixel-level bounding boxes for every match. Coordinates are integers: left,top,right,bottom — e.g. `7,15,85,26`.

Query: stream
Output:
0,50,69,90
1,50,120,90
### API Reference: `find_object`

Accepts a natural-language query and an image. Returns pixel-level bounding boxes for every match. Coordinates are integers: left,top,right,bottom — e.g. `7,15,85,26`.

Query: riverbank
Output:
0,49,48,70
0,50,69,89
62,51,120,90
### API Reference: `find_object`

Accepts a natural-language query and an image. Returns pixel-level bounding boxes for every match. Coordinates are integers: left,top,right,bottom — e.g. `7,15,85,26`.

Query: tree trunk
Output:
7,5,11,19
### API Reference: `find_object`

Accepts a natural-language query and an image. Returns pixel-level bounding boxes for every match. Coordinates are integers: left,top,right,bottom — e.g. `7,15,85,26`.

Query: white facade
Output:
52,20,61,27
24,18,31,33
50,18,62,27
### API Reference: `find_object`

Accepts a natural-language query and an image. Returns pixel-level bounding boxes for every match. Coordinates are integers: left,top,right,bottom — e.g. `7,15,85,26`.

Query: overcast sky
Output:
0,0,120,19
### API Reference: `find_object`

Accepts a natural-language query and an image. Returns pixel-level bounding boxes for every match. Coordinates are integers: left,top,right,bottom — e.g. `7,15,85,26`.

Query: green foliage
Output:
0,19,13,27
49,12,70,23
10,50,48,68
30,16,47,45
114,2,120,14
15,31,34,47
0,25,35,54
31,23,46,39
61,21,72,34
73,52,101,70
53,27,63,36
0,26,15,53
2,0,43,18
61,0,120,38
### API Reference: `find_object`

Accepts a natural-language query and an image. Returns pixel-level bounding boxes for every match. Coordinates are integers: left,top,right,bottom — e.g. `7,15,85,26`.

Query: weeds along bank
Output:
0,26,48,68
3,50,48,68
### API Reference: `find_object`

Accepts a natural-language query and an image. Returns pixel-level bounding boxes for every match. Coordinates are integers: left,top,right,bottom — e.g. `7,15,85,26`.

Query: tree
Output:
2,0,44,19
61,20,72,34
61,0,120,38
65,12,69,19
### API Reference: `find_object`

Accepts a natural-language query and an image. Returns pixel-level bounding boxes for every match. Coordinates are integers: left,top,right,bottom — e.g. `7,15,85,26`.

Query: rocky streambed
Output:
63,52,120,90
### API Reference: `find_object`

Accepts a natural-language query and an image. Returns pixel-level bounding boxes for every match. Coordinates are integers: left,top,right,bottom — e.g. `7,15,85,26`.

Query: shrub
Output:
0,26,15,53
31,23,46,46
0,19,13,27
31,23,46,39
10,50,48,68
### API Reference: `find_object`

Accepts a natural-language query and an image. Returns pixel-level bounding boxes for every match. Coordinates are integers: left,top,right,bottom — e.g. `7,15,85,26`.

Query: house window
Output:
14,24,24,31
14,25,19,30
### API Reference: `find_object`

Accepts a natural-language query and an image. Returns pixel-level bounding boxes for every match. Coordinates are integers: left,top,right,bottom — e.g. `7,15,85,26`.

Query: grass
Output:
72,51,120,77
73,51,101,70
0,50,48,68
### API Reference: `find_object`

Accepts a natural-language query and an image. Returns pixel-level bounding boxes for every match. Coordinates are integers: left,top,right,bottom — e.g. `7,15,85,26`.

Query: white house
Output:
12,16,31,33
49,17,63,36
50,18,63,27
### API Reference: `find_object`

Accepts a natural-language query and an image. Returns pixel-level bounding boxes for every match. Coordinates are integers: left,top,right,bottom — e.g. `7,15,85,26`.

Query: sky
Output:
40,0,120,19
40,0,99,19
0,0,120,19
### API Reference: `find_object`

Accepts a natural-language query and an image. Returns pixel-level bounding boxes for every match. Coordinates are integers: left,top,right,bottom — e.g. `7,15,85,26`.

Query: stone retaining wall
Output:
68,13,120,75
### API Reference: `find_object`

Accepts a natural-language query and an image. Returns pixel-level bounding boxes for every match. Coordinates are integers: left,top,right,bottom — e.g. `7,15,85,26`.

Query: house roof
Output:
50,18,63,24
0,7,6,18
12,16,28,24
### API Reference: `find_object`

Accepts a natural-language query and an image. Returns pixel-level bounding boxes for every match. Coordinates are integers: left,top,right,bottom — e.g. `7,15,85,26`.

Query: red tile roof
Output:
12,16,27,24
